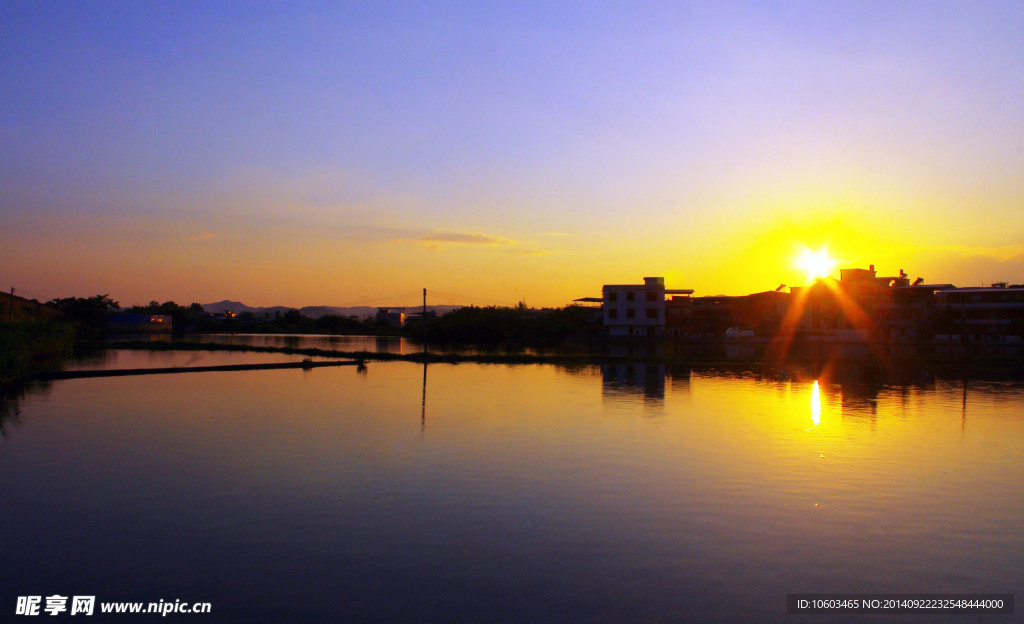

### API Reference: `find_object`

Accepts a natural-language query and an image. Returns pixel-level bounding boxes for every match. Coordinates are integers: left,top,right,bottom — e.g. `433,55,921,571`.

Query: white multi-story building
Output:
603,277,694,336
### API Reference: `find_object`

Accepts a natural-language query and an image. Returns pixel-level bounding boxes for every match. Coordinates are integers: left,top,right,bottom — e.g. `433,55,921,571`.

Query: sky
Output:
2,1,1024,308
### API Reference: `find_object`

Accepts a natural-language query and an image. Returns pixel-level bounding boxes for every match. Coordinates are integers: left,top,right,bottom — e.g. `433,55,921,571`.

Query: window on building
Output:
608,292,617,302
626,292,635,302
608,309,617,318
626,309,635,318
646,292,657,301
646,309,658,318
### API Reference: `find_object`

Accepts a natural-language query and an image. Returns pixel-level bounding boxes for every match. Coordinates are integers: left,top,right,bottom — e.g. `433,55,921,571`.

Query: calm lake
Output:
1,348,1022,622
117,333,563,355
112,332,595,356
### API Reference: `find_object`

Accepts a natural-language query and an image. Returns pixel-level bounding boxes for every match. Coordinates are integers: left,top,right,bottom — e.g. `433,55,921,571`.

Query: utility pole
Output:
8,287,14,323
422,288,427,352
421,361,428,432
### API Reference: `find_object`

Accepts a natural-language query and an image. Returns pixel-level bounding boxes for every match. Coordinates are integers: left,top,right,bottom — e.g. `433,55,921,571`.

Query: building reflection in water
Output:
602,363,665,403
601,364,692,404
592,360,1003,429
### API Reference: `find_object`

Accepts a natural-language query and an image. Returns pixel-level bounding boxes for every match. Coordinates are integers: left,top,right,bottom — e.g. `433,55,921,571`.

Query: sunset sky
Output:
3,1,1023,308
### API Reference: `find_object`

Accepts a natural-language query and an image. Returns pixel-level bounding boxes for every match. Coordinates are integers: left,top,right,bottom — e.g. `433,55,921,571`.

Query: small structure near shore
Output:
107,313,173,333
376,307,405,328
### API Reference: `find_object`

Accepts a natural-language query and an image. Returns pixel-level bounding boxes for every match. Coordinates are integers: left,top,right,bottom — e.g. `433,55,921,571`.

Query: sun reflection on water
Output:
810,380,822,428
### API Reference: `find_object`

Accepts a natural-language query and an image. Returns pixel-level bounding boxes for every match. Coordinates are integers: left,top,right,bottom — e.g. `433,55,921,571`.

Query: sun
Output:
796,246,838,282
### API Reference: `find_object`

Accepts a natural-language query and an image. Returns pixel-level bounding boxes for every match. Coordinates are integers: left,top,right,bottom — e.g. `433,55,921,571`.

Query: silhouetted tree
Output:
48,295,119,334
404,304,589,346
312,314,363,333
127,300,191,329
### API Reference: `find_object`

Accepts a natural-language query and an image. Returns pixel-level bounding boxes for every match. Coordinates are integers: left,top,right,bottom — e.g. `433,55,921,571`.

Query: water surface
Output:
1,352,1021,622
183,333,588,356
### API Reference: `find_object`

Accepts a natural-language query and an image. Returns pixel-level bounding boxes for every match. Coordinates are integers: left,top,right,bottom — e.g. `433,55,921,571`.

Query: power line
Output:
2,284,56,303
332,289,517,309
428,290,518,307
331,290,423,309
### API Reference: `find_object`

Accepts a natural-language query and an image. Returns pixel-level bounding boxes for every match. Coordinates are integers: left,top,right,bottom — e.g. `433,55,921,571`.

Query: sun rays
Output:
796,246,840,283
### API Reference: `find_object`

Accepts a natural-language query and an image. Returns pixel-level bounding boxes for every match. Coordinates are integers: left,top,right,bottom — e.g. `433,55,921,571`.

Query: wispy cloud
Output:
383,231,558,257
419,232,514,245
544,232,570,237
187,232,216,241
389,231,517,248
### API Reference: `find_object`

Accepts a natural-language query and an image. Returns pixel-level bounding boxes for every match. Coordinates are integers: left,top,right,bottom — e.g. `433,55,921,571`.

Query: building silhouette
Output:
588,270,1024,350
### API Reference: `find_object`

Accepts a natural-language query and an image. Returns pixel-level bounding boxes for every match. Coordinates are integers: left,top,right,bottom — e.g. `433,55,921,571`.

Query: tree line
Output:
402,304,593,347
37,295,595,346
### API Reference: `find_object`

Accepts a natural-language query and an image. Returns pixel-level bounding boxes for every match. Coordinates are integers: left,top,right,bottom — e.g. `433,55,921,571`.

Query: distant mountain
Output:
201,300,461,319
201,300,252,313
201,300,292,316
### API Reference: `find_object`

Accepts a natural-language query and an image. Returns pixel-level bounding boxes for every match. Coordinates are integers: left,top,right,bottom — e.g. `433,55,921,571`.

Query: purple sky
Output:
3,1,1023,307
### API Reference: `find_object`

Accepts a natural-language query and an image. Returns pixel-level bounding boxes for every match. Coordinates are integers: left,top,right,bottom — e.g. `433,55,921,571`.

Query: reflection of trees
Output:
551,363,600,378
0,380,51,439
0,387,23,437
65,349,116,369
375,336,396,354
